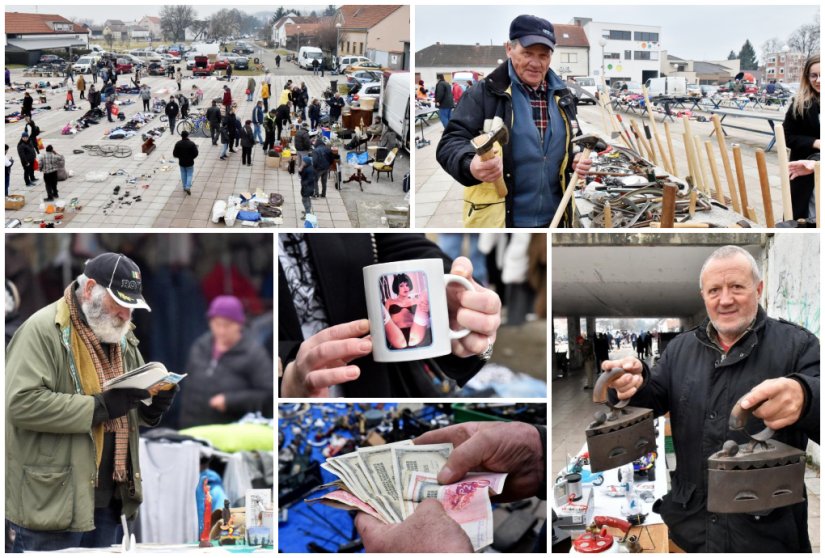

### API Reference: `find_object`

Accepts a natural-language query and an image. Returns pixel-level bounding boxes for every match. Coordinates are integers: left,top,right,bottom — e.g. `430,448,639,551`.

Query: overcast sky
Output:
6,5,324,22
416,5,820,62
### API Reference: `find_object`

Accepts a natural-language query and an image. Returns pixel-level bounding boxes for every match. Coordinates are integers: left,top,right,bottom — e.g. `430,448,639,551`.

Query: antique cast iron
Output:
586,368,657,473
707,397,806,513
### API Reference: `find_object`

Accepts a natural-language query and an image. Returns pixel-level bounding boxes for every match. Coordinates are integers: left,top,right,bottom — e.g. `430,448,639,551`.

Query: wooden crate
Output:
5,195,25,210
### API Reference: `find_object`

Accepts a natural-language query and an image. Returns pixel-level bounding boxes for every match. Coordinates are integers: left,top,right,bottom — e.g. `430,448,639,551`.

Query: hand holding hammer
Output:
470,124,509,197
549,134,607,228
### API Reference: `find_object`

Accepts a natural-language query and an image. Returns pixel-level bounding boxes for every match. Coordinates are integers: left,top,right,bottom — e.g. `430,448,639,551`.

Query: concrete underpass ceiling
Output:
551,244,761,318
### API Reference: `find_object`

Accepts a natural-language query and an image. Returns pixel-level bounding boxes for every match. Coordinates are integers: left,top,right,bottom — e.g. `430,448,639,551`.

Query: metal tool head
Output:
572,134,608,152
471,124,509,156
707,396,806,513
585,368,656,473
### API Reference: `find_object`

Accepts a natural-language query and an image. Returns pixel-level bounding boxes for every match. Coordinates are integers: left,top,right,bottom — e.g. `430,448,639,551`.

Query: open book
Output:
103,362,187,395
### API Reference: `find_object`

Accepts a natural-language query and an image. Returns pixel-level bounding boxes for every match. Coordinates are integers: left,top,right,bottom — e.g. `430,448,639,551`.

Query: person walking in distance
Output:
172,130,198,195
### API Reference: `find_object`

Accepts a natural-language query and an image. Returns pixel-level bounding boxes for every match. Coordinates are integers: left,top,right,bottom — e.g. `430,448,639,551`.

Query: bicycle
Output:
176,113,211,137
80,144,132,158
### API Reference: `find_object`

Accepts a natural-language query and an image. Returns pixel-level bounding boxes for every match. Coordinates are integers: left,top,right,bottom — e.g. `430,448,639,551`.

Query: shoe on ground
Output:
320,194,326,198
185,189,191,196
220,156,227,160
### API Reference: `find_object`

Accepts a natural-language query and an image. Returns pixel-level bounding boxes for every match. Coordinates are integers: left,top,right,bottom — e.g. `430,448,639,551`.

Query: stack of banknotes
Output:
306,440,507,550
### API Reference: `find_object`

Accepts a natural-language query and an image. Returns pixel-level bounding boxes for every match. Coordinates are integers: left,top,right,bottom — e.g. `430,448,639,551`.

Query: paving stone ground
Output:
5,55,408,229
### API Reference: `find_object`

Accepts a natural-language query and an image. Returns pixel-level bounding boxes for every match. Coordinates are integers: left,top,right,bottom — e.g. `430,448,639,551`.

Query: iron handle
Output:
593,367,631,408
593,515,632,535
729,397,774,442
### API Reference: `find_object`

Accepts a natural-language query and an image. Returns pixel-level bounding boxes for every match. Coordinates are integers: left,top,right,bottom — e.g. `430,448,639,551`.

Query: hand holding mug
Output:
447,257,502,358
281,319,371,397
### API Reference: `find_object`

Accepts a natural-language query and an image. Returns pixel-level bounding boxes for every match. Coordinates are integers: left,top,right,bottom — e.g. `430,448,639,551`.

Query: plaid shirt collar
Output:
522,77,549,139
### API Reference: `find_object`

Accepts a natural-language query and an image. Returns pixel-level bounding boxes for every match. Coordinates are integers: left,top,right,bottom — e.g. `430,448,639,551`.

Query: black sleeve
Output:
435,86,486,187
787,330,820,444
535,424,547,500
782,101,818,156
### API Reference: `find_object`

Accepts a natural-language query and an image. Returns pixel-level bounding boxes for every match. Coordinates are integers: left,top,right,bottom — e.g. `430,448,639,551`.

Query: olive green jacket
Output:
6,298,147,532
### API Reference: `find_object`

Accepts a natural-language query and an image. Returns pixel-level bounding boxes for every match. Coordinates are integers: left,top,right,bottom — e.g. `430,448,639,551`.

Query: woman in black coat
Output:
240,120,255,166
782,54,820,220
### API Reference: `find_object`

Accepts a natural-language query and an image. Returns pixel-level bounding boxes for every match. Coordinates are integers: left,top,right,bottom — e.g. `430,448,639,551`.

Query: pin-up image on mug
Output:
363,259,475,363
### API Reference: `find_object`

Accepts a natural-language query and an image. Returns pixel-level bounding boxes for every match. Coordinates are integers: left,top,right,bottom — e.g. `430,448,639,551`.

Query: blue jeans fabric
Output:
438,107,452,128
9,503,123,551
253,123,263,144
220,143,229,158
179,165,193,191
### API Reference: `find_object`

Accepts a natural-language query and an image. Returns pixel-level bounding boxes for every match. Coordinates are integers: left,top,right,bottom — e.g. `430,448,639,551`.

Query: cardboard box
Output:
5,195,25,210
265,156,280,169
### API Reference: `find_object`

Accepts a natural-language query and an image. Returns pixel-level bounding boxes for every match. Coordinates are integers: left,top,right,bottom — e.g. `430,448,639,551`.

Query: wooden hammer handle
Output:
550,147,591,228
478,149,508,198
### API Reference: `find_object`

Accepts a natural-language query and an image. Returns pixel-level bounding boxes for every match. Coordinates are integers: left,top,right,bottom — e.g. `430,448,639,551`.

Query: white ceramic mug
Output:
363,259,475,362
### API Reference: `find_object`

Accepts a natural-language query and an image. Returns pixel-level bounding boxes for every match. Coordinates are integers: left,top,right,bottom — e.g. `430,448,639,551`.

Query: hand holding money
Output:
355,499,473,553
414,421,545,502
307,439,508,550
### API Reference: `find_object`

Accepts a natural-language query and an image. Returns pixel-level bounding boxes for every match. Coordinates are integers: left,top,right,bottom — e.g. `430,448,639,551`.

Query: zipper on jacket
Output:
557,96,572,226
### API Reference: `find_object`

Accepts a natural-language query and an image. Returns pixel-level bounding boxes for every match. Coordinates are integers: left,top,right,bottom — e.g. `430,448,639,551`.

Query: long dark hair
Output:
391,273,412,295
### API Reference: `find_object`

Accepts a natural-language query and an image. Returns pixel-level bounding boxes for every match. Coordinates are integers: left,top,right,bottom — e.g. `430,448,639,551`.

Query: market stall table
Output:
708,108,785,151
554,419,669,553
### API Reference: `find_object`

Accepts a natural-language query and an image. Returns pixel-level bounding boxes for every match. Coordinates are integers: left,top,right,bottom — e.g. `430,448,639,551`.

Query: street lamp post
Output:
296,25,301,53
599,38,607,93
335,22,341,74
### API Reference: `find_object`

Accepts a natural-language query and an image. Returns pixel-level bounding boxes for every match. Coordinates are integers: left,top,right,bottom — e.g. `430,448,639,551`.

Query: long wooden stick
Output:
550,147,593,228
643,86,672,174
712,114,741,214
660,183,678,228
682,132,698,191
694,136,712,197
732,145,754,222
630,119,655,161
704,140,726,205
754,148,775,227
773,125,794,221
663,121,679,177
603,201,613,228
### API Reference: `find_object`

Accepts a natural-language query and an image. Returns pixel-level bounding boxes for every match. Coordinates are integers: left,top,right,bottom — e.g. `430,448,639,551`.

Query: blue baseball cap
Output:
510,15,556,51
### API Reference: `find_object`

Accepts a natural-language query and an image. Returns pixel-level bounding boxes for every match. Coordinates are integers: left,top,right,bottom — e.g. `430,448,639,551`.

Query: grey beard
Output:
81,293,131,344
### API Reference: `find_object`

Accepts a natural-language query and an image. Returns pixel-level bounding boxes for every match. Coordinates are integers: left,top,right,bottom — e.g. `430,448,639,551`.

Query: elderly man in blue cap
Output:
436,14,592,227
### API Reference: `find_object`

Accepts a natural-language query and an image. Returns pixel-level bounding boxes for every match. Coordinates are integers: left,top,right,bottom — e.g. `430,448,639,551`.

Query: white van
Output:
73,55,100,74
298,46,324,70
382,72,410,150
645,76,687,97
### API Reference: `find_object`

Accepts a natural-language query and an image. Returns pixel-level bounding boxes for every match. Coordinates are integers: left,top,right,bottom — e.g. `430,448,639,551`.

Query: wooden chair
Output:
371,147,398,182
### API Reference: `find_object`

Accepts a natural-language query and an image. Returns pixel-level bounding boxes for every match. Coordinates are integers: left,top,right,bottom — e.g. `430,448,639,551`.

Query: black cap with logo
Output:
509,15,556,51
84,253,151,311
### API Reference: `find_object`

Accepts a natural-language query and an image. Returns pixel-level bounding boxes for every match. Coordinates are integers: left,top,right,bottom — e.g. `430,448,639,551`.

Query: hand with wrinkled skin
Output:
354,499,472,553
446,257,501,358
414,421,543,502
740,377,806,430
280,319,371,397
469,151,503,184
572,152,593,184
600,356,644,400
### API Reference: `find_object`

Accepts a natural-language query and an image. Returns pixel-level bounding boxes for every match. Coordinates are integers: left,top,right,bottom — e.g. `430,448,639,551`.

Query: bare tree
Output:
209,8,242,40
787,23,820,58
160,5,196,42
104,31,114,50
759,37,785,64
316,17,346,54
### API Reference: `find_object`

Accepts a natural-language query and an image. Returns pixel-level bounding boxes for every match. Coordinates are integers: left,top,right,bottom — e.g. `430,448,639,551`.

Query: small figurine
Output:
199,477,212,548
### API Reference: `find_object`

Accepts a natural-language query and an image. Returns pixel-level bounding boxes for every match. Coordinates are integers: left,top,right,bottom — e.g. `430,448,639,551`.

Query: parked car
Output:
115,58,133,74
346,62,387,73
232,45,254,55
700,84,719,97
350,70,382,84
686,83,702,97
160,53,181,64
72,55,100,74
213,54,231,70
234,56,249,70
39,54,63,64
147,62,167,76
337,55,371,74
354,81,383,111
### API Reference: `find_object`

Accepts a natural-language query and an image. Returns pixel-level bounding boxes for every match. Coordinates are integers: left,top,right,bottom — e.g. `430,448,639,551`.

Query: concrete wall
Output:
762,233,820,466
368,6,409,54
553,46,590,78
582,20,662,83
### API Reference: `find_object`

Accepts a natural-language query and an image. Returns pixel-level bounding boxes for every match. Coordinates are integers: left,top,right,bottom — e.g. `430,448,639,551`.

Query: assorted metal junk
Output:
585,368,657,473
706,397,806,514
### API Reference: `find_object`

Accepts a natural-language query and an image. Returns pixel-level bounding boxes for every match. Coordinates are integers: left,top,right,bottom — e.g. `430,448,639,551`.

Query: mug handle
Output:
444,274,476,340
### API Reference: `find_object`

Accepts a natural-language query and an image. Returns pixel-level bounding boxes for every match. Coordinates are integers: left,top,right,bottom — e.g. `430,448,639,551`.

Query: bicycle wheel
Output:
99,144,115,157
200,120,211,138
177,119,193,135
113,145,132,158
